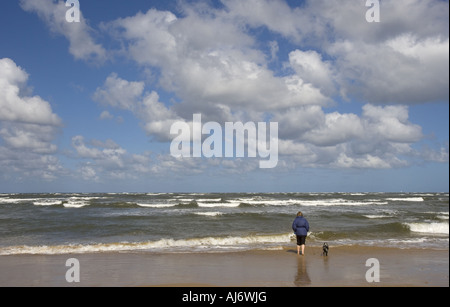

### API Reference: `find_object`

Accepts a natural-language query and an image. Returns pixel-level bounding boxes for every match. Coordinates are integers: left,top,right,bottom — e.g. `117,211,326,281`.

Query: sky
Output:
0,0,448,193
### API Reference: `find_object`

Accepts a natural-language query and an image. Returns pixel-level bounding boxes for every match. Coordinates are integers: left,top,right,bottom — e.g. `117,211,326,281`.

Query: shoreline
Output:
0,245,448,287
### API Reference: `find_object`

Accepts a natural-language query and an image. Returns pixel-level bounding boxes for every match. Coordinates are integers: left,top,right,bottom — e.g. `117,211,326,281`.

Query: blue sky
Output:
0,0,448,193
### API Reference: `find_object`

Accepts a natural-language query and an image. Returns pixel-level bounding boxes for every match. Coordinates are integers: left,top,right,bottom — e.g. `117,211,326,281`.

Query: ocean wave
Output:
404,222,449,235
329,237,449,249
0,198,24,204
196,198,223,202
299,199,388,206
136,203,177,208
26,196,107,208
424,211,449,220
0,198,41,204
63,198,90,208
0,233,292,255
387,197,424,202
363,215,394,219
194,212,224,217
33,200,64,206
226,198,388,207
198,202,241,208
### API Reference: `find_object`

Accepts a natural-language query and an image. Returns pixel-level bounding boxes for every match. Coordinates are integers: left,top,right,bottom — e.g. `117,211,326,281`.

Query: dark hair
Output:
297,211,303,217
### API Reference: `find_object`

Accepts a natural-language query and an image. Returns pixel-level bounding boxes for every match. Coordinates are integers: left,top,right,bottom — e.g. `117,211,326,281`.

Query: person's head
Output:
297,211,303,217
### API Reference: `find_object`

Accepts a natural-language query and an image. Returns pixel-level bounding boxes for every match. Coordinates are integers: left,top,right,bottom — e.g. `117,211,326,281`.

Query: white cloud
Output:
332,152,406,169
220,0,313,43
93,73,181,141
71,135,161,181
418,144,449,163
15,0,439,180
289,50,338,97
362,105,423,143
0,58,63,181
106,7,331,115
96,2,447,171
20,0,106,62
274,104,427,169
222,0,449,45
0,124,58,154
329,36,449,104
0,58,62,126
0,139,64,182
72,135,126,168
303,112,364,147
93,73,144,110
1,0,446,190
80,165,98,182
99,110,114,120
221,0,449,104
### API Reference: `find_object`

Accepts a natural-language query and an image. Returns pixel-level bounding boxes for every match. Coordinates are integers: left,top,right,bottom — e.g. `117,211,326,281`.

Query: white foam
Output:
175,198,222,203
33,200,63,206
62,196,102,208
197,202,240,208
298,199,388,207
64,201,89,208
363,215,393,219
0,198,41,204
136,203,176,208
405,222,449,235
0,198,22,204
220,197,391,207
0,233,292,255
328,237,449,250
197,198,222,202
387,197,424,202
195,212,223,217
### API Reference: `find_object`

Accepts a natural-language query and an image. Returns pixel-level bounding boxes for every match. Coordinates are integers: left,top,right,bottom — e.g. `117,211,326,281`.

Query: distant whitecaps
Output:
33,200,63,206
387,197,424,202
194,212,223,217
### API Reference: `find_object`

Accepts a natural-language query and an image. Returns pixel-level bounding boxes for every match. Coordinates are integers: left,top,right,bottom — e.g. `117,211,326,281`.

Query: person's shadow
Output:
293,255,311,286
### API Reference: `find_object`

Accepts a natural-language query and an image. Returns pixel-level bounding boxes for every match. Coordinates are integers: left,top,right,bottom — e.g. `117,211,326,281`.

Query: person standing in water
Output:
292,211,310,256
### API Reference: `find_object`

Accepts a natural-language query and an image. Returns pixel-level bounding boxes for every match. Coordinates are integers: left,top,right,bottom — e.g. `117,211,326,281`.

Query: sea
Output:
0,192,448,255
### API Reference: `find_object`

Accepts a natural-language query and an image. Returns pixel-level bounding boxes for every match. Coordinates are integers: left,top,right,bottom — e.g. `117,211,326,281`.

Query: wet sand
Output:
0,246,448,287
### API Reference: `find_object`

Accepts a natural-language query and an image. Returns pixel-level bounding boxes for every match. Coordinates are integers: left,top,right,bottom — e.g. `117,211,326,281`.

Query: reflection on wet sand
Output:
294,255,311,286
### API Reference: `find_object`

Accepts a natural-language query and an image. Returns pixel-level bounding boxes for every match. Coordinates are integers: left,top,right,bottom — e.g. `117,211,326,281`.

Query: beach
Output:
1,192,448,288
1,246,448,287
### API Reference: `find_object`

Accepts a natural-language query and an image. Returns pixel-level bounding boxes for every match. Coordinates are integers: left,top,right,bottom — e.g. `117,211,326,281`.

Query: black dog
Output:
321,243,329,256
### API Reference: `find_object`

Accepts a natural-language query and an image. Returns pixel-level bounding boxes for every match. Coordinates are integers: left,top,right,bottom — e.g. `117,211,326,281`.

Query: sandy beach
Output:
0,246,448,287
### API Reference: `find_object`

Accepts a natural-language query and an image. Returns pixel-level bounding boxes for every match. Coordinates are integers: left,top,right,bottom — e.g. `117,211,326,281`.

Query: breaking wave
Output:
0,233,292,255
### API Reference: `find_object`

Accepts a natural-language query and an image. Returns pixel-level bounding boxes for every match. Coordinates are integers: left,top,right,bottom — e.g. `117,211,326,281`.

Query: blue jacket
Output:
292,216,309,236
